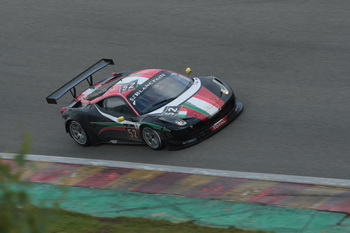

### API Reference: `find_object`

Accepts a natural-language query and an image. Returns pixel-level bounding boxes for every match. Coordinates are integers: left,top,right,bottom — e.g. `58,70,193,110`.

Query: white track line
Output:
1,152,350,187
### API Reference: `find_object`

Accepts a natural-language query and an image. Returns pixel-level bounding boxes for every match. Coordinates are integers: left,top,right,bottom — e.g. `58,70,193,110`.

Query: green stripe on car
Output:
140,122,171,132
90,122,123,126
182,102,209,116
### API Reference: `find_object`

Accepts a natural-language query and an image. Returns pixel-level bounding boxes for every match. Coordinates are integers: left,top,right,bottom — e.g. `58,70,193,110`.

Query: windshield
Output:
128,71,193,115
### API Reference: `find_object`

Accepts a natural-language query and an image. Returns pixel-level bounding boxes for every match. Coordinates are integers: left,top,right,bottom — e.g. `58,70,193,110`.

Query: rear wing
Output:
46,59,114,104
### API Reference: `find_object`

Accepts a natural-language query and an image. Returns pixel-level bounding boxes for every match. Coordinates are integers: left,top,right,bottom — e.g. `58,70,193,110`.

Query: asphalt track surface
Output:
1,0,350,179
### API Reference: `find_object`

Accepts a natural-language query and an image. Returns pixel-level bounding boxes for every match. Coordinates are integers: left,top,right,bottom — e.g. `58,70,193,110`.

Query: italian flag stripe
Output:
182,102,209,116
195,87,225,108
186,97,219,116
177,111,187,117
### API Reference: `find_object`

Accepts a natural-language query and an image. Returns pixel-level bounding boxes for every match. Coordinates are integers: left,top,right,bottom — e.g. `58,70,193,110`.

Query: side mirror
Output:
117,116,125,122
185,67,192,74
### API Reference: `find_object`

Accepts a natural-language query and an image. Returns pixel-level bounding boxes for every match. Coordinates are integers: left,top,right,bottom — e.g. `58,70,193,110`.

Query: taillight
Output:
60,107,68,114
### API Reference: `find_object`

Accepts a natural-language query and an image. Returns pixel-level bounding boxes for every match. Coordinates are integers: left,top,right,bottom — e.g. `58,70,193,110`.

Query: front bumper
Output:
164,99,243,150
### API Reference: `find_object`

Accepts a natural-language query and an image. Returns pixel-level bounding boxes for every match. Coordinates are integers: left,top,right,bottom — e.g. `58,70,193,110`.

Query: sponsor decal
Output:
120,80,138,93
162,106,180,116
125,125,140,140
129,73,166,103
118,76,148,85
209,116,228,131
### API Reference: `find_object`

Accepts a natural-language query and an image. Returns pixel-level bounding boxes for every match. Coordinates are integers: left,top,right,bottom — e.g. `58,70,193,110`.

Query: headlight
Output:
212,77,230,95
220,87,229,95
175,120,187,126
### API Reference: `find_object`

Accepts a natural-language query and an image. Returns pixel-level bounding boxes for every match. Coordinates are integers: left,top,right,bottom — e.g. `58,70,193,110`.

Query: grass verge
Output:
45,208,270,233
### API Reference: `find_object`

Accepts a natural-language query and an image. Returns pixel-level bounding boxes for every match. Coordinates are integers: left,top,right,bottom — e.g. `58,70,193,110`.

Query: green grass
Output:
45,208,270,233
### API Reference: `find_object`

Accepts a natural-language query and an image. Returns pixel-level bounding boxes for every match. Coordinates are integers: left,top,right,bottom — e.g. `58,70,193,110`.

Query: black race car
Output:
46,59,243,150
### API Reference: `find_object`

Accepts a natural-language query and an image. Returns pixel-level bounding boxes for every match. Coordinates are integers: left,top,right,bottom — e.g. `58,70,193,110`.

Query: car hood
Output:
148,77,229,121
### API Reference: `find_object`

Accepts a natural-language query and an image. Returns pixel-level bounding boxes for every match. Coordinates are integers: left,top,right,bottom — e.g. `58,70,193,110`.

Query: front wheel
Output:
141,127,165,150
68,121,91,146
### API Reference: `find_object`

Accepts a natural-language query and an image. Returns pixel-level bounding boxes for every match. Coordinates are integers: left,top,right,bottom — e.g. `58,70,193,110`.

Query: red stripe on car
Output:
99,126,125,135
194,87,225,108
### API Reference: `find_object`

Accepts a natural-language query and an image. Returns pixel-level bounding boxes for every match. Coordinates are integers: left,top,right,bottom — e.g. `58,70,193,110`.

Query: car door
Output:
89,96,141,143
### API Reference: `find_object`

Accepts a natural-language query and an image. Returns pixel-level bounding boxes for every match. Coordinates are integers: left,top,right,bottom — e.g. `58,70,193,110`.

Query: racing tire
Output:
141,126,165,150
68,121,91,146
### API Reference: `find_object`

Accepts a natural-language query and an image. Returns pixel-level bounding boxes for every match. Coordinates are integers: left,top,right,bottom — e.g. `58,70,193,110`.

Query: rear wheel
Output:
141,127,165,150
69,121,91,146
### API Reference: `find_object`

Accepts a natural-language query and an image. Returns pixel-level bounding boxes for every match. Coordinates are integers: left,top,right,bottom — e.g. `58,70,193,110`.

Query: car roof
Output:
78,69,164,104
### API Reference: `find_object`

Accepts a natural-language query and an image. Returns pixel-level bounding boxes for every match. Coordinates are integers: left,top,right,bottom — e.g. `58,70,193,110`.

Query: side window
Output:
100,96,136,116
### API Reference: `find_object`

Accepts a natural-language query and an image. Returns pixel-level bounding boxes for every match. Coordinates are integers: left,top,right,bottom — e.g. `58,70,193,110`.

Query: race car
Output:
46,59,243,150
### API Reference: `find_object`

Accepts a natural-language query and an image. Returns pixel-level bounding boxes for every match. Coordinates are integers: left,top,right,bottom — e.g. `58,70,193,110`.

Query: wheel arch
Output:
139,122,169,150
65,120,73,133
65,119,98,145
